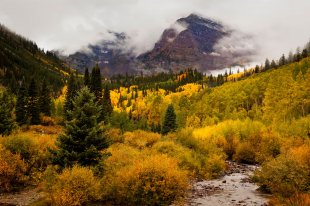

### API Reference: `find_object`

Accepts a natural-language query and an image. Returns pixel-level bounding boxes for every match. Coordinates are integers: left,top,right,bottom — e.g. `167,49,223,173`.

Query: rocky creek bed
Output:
187,161,271,206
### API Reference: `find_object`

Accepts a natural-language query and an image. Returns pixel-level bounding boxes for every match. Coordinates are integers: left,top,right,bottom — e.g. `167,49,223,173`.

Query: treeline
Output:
0,78,52,135
204,41,310,87
109,68,203,92
0,24,70,94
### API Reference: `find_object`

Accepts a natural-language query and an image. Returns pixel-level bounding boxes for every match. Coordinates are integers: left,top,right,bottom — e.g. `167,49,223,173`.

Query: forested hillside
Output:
0,24,71,94
0,39,309,205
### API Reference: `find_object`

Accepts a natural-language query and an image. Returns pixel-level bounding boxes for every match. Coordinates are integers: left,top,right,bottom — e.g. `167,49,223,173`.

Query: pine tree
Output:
51,87,108,167
270,60,277,69
0,91,14,135
279,54,286,66
162,104,177,135
302,49,308,59
264,59,270,70
90,64,102,102
28,78,40,124
39,79,51,116
64,73,77,120
84,67,90,87
102,85,113,121
254,65,260,73
16,80,28,125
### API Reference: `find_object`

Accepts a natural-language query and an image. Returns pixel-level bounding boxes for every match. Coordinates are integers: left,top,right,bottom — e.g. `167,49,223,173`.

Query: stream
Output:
187,161,270,206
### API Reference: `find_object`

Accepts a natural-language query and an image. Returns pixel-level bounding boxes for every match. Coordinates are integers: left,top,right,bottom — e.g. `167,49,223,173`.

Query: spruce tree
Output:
279,54,286,66
302,49,308,59
162,104,177,135
51,87,108,167
0,91,14,135
64,73,77,120
39,79,51,116
16,80,28,125
90,64,102,103
254,65,260,73
264,59,270,70
270,60,277,69
28,78,40,124
102,85,113,121
84,67,90,87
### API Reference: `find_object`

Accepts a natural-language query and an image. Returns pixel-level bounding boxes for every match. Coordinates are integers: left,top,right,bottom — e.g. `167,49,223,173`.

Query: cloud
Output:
1,0,310,63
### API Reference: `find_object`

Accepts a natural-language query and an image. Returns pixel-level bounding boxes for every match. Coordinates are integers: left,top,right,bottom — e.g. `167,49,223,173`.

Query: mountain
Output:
65,14,256,75
138,14,255,73
66,32,137,77
0,24,71,93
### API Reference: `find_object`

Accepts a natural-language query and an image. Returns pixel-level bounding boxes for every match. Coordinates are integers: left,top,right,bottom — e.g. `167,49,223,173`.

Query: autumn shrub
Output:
104,143,142,172
43,165,100,206
102,154,189,205
3,134,35,161
193,119,265,159
41,116,56,126
151,140,225,178
0,145,26,191
124,130,161,149
255,153,310,197
255,131,281,163
3,133,56,177
104,127,123,144
151,140,201,176
234,141,257,164
204,153,226,178
269,193,310,206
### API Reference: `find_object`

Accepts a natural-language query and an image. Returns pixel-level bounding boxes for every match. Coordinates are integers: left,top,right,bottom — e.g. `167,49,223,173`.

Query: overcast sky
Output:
1,0,310,63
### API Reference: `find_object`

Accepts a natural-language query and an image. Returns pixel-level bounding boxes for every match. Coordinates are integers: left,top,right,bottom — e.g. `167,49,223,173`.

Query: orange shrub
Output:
234,142,257,164
124,130,160,149
0,145,26,191
102,154,189,205
44,165,100,206
41,115,56,126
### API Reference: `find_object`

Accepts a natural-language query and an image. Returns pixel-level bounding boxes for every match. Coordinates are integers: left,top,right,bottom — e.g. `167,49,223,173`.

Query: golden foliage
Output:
0,145,26,191
124,130,161,149
44,166,100,206
102,154,189,205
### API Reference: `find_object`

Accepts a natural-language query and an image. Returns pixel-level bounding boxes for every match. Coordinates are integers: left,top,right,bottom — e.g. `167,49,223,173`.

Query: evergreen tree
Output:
162,104,177,135
294,47,301,62
302,49,308,59
90,64,102,102
270,60,277,69
39,79,51,116
16,80,28,125
288,51,294,63
254,65,260,73
279,54,286,66
51,87,108,167
0,91,14,135
84,67,90,87
64,73,77,120
264,59,270,70
28,78,40,124
102,85,113,121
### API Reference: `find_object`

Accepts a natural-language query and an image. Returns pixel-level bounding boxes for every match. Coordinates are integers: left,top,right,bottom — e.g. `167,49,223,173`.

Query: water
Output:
188,162,270,206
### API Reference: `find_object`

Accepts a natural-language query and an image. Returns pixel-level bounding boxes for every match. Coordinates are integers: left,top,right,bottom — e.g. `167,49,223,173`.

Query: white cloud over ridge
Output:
1,0,310,63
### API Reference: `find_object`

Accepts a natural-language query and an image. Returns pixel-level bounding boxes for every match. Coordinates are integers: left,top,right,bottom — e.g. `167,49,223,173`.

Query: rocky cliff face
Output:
65,14,256,75
138,14,255,73
66,32,137,76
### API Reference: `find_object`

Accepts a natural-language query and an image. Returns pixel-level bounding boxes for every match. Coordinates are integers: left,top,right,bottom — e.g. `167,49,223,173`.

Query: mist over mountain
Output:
65,14,257,75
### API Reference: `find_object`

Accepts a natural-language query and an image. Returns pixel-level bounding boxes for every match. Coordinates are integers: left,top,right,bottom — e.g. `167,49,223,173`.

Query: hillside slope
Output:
0,24,71,93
